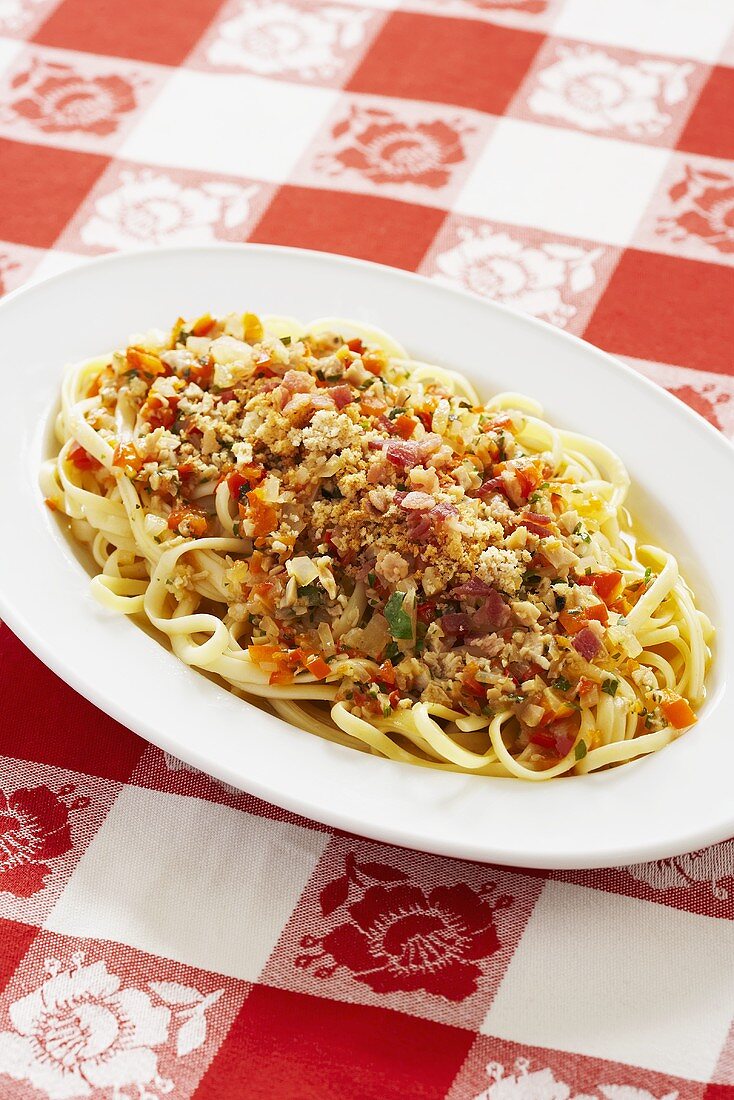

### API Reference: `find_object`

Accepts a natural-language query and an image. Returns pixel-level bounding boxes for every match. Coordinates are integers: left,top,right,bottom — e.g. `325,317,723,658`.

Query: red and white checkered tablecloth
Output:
1,0,734,1096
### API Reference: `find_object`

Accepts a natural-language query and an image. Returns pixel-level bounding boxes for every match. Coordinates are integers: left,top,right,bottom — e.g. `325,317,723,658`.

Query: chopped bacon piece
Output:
450,577,494,600
330,384,354,409
476,476,509,499
369,434,442,470
573,627,601,661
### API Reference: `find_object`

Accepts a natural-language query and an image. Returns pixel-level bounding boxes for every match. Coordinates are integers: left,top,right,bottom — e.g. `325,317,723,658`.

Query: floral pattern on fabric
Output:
0,785,88,898
204,0,374,81
525,44,693,139
3,57,139,136
472,1059,679,1100
429,223,605,328
296,852,512,1001
0,952,224,1099
657,164,734,255
315,103,473,190
78,169,261,250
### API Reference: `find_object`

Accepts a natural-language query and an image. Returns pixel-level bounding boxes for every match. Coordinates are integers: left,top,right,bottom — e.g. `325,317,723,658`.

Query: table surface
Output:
1,1,734,1097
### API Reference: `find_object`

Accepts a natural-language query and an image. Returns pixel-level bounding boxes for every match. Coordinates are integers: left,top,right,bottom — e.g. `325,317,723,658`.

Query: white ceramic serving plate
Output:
0,244,731,869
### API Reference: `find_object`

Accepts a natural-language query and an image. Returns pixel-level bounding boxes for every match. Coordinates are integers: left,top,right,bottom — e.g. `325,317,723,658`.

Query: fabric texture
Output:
0,1,733,1096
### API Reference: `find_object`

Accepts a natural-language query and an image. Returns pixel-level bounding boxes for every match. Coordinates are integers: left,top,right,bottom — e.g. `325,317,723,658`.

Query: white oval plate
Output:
0,244,731,869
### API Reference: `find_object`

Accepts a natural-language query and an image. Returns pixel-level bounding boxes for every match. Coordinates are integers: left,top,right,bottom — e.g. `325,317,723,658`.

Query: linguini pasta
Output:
41,312,712,780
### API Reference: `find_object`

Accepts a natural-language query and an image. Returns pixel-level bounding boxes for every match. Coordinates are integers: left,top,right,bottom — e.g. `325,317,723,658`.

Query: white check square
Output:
456,118,669,246
45,786,329,981
481,881,734,1080
554,0,734,63
119,68,338,181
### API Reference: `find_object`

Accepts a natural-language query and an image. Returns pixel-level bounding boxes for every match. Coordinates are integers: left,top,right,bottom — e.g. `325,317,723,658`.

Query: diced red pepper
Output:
577,571,622,603
69,442,101,471
661,697,696,729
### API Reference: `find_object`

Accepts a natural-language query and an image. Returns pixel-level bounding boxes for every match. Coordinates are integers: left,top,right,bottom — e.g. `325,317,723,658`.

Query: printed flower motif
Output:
658,164,734,254
297,853,511,1001
433,225,603,328
527,45,692,137
474,1060,678,1100
80,170,260,250
6,57,138,136
0,784,87,897
626,839,734,900
0,954,224,1099
668,383,731,432
207,0,370,79
0,954,171,1098
321,105,470,189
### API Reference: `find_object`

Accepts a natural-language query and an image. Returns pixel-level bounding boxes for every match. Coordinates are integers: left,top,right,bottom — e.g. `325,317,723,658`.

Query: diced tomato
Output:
112,442,142,475
487,413,515,432
177,462,195,482
377,660,396,687
126,346,169,377
347,338,365,354
388,690,401,709
167,507,208,537
360,393,388,418
191,313,216,337
269,668,294,686
394,414,416,440
577,571,622,603
584,602,608,625
247,489,278,538
362,350,387,376
69,442,101,470
515,465,540,499
661,697,696,729
305,654,331,680
189,357,214,387
577,676,596,697
529,729,556,751
417,599,436,624
530,718,576,758
141,393,178,430
227,471,249,500
248,644,278,665
463,673,487,700
558,610,585,635
415,409,433,432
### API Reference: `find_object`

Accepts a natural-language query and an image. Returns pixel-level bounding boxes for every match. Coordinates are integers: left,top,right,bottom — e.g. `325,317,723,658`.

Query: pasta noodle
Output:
40,312,713,780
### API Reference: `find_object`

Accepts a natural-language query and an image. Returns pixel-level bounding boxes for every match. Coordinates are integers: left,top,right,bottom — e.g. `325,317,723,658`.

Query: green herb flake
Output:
297,584,322,607
384,592,413,640
281,336,291,346
553,676,571,692
644,566,652,585
574,740,588,761
367,572,377,587
602,678,619,697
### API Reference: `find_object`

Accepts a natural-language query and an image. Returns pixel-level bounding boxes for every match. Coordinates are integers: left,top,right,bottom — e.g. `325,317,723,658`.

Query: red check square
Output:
678,67,734,161
0,139,107,248
34,0,223,66
0,919,37,994
583,249,734,373
196,984,474,1100
250,185,445,270
347,11,543,116
0,626,145,781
